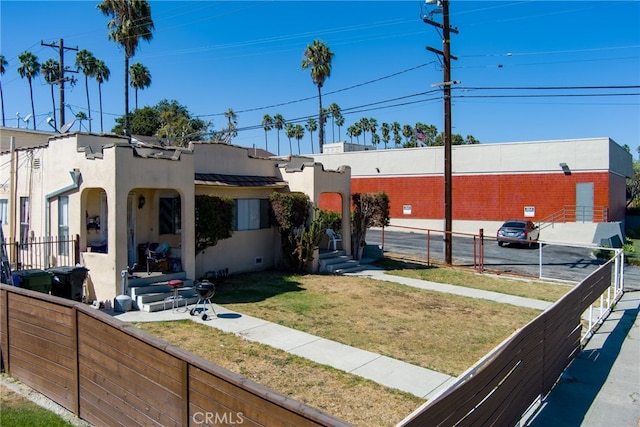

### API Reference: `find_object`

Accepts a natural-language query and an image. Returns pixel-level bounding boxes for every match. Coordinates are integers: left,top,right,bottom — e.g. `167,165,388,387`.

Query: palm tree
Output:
392,121,402,147
129,62,151,110
17,51,40,130
75,111,88,131
76,49,97,132
41,58,60,128
98,0,155,137
0,54,7,126
402,124,414,146
381,122,390,149
371,133,380,149
328,102,340,143
369,118,378,143
305,117,317,154
293,124,305,154
273,113,285,156
261,114,273,152
224,108,237,142
301,39,334,153
94,59,110,133
359,117,370,145
285,122,294,155
335,114,345,141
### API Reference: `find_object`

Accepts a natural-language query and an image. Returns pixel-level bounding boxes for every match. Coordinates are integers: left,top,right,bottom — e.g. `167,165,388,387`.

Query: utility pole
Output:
41,39,78,129
424,0,458,264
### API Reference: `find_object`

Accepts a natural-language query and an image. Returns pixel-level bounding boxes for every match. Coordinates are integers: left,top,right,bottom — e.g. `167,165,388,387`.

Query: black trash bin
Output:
12,269,53,294
48,266,89,301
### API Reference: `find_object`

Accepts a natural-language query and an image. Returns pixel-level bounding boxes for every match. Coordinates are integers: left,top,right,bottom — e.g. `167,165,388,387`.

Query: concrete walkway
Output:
113,267,554,400
113,268,639,425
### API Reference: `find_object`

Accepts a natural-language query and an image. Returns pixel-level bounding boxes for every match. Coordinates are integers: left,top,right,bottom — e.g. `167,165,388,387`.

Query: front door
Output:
576,183,594,222
127,193,137,267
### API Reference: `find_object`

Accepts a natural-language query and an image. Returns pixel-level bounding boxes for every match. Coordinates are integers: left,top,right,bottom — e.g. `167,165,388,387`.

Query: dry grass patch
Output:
135,320,424,426
215,271,541,376
377,255,572,302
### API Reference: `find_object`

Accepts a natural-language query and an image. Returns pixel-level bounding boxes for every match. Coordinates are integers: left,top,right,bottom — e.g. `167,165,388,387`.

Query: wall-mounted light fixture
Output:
138,195,146,209
559,162,571,175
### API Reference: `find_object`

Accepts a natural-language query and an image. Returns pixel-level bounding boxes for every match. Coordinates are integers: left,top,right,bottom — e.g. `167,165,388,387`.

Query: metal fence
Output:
5,234,79,271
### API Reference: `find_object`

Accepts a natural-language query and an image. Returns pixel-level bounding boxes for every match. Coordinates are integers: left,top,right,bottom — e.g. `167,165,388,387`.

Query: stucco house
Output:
0,128,352,303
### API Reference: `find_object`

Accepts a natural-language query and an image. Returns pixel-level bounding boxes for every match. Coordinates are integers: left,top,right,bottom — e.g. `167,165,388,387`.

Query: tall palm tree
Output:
261,114,273,152
335,114,344,141
301,39,334,154
327,102,341,143
75,49,97,132
94,59,110,133
129,62,151,110
293,124,305,154
305,117,317,154
371,133,380,149
0,54,7,126
285,122,294,155
75,111,88,131
392,121,402,147
358,117,370,145
273,113,285,156
224,108,237,142
402,124,414,145
381,122,390,149
17,51,40,130
98,0,155,137
41,58,60,128
369,117,378,144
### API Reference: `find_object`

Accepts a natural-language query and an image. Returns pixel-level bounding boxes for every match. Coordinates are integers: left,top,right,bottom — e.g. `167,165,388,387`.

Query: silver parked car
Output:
497,220,540,247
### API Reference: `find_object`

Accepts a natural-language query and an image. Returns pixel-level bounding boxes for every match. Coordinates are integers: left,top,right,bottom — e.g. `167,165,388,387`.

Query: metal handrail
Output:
538,205,609,230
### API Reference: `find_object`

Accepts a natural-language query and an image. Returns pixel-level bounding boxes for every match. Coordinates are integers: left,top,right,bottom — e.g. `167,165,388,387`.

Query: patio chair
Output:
326,229,342,251
146,242,171,274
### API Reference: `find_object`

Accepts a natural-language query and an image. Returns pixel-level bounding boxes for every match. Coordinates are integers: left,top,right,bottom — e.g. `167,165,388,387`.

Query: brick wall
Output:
320,171,616,222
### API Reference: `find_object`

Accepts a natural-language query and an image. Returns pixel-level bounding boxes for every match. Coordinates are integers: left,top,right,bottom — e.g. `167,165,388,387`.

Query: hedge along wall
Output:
0,287,349,427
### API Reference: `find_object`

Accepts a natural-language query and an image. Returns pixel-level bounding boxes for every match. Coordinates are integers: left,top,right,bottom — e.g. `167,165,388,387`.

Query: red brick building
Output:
313,138,632,233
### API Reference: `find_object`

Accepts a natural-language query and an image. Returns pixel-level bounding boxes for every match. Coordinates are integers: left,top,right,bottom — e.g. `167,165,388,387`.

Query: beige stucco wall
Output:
312,138,631,178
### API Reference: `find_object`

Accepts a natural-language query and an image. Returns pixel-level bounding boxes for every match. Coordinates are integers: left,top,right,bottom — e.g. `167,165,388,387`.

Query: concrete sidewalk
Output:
525,290,640,427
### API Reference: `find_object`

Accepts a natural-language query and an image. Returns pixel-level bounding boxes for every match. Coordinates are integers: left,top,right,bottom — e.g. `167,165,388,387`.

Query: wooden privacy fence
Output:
0,253,623,427
0,287,349,427
400,257,620,427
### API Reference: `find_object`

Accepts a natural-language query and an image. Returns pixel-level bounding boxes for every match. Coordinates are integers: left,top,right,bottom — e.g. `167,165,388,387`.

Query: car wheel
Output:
498,241,504,247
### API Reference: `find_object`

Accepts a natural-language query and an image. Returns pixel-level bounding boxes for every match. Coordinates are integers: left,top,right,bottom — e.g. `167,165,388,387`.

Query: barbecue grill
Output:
190,280,216,320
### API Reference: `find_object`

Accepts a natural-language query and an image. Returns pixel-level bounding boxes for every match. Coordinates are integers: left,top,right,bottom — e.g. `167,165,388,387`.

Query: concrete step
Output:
142,295,201,313
319,249,347,260
334,264,367,274
136,288,198,305
127,272,186,287
324,260,361,273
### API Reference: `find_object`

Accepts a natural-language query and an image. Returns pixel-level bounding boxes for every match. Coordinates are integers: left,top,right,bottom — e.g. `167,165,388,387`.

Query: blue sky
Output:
1,1,639,156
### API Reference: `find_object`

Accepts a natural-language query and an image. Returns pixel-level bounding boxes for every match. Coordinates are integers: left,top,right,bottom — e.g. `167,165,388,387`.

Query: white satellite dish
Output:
23,114,33,123
60,120,75,133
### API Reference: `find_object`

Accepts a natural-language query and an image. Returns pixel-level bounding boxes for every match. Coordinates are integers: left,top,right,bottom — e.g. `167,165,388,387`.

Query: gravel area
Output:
1,374,92,426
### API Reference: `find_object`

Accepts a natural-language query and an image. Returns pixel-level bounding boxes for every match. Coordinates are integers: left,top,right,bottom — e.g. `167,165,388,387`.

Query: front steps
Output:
127,272,198,312
319,250,365,274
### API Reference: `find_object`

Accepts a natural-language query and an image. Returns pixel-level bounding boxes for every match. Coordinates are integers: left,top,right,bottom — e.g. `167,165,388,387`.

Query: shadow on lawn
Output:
213,270,307,304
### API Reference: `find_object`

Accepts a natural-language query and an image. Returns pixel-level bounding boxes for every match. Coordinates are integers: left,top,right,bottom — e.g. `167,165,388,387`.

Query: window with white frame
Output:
58,196,69,255
0,199,7,225
233,199,269,231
